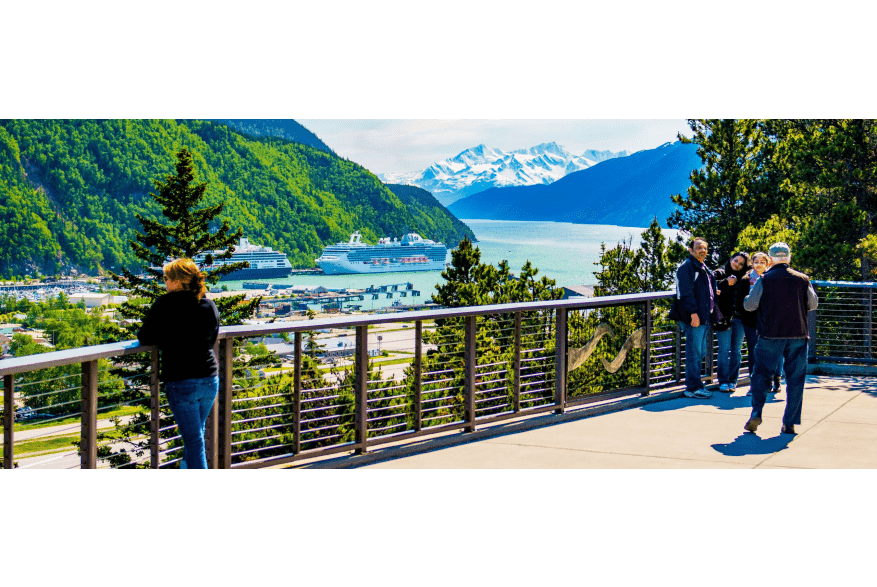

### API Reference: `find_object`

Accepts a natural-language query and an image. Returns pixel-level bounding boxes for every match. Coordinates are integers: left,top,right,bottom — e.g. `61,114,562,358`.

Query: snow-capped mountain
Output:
379,142,629,206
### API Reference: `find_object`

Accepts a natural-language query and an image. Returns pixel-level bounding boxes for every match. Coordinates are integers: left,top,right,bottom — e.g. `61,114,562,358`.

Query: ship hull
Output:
218,267,294,281
318,259,445,275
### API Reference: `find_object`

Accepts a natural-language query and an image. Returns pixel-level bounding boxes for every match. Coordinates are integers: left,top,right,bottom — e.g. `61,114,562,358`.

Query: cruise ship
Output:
315,232,447,275
194,237,293,281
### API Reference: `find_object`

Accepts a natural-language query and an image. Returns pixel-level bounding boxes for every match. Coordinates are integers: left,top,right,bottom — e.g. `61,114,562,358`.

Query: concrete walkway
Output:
363,375,877,469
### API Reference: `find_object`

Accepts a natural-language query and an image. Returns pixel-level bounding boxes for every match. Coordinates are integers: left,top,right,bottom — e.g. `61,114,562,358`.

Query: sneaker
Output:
719,383,731,392
744,416,762,432
780,424,796,435
728,384,737,391
683,389,698,398
693,389,713,399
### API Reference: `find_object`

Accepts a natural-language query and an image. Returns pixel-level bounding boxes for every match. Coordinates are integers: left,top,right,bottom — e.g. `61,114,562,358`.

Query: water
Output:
222,220,677,311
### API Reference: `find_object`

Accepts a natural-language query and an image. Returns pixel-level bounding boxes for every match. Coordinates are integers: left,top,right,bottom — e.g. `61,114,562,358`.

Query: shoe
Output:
683,389,698,398
780,424,796,435
693,389,713,399
728,384,737,391
744,416,762,433
719,383,730,392
772,376,782,393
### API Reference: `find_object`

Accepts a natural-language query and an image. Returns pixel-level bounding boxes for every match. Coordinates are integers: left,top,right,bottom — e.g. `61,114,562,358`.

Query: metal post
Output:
81,360,98,469
554,308,567,413
808,284,818,362
464,315,476,433
293,332,301,454
706,325,714,384
866,289,873,360
674,323,682,383
149,348,160,469
3,374,13,469
218,339,233,469
513,312,521,413
642,300,652,396
414,321,422,432
354,325,368,454
205,342,219,469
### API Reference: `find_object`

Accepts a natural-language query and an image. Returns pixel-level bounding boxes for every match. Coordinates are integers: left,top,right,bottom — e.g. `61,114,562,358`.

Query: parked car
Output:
15,406,38,422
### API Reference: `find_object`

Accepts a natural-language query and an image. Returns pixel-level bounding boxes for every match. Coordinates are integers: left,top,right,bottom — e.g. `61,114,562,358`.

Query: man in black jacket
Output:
742,242,818,435
668,237,717,399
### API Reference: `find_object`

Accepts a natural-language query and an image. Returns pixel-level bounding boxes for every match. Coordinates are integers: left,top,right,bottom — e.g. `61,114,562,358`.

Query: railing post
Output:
674,322,682,383
642,300,652,396
414,321,422,432
513,312,521,413
866,288,873,360
464,315,476,433
149,348,160,469
81,360,98,469
205,342,219,469
293,332,301,454
554,308,567,413
354,325,368,454
218,338,233,469
3,374,13,469
808,284,818,362
707,325,715,384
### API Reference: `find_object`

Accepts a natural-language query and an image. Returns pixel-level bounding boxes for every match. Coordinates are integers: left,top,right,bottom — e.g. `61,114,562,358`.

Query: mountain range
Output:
379,142,629,206
447,141,701,228
0,119,473,277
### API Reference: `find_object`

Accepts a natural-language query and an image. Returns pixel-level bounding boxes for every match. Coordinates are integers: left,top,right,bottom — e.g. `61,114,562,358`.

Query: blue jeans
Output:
749,338,808,427
166,376,219,469
716,318,745,386
681,322,709,392
743,325,784,381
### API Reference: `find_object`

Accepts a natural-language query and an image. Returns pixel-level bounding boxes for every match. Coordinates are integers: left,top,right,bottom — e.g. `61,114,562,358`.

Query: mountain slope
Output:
380,142,628,206
211,119,334,154
384,184,477,244
0,119,474,277
447,141,700,228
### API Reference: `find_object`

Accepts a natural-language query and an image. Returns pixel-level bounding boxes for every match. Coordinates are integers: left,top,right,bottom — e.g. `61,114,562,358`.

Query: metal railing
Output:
809,281,876,365
2,282,870,469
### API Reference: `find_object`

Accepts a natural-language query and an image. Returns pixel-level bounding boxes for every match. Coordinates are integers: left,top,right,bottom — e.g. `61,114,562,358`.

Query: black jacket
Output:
669,254,716,325
137,291,220,383
712,258,750,331
735,274,758,329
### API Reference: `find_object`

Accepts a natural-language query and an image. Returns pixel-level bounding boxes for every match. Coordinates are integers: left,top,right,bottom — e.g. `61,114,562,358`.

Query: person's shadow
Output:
712,432,793,457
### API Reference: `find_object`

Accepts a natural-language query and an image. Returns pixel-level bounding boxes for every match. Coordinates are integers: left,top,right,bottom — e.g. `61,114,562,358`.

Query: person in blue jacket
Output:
669,237,718,398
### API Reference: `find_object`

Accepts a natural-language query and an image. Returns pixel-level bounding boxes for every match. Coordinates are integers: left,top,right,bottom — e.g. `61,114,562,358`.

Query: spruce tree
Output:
669,119,783,263
101,148,260,467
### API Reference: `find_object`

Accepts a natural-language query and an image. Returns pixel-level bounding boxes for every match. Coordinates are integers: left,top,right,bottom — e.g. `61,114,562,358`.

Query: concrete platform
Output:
362,375,877,469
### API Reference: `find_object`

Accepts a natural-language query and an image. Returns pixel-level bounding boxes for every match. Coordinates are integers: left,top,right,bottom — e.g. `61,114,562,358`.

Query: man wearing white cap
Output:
742,242,818,435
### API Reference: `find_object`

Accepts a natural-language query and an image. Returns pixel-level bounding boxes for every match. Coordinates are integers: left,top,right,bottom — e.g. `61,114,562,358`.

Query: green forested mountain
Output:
0,119,475,278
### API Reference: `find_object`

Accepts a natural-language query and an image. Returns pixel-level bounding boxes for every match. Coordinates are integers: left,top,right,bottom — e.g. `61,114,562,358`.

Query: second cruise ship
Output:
315,232,447,275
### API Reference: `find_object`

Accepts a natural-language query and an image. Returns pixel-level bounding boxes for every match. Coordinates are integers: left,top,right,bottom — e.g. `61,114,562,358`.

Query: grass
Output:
1,433,80,459
14,404,143,433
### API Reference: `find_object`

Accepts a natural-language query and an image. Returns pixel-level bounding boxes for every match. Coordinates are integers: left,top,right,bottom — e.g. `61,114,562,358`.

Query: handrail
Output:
0,291,676,376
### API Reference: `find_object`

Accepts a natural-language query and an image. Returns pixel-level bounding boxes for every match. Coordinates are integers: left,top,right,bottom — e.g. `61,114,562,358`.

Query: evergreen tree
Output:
669,119,783,263
100,148,260,467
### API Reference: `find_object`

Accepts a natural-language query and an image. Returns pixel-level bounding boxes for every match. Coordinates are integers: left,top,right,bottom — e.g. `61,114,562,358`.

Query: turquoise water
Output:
222,220,677,311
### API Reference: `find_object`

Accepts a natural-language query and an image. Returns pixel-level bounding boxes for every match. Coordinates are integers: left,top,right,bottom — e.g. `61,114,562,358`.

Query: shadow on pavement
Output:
712,433,793,457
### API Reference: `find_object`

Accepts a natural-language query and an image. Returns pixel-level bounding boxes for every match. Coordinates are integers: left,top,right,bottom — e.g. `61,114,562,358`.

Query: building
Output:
561,285,594,299
68,293,114,308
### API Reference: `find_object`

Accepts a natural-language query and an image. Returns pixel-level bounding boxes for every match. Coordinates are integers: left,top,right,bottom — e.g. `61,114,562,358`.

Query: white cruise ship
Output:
315,232,447,275
194,237,293,281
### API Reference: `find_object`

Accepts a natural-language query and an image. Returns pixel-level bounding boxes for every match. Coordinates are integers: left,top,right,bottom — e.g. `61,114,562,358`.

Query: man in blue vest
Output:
742,242,818,435
668,237,717,399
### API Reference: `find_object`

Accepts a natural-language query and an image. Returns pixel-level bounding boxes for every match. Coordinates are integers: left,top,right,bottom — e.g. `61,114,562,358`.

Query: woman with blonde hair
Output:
138,258,220,469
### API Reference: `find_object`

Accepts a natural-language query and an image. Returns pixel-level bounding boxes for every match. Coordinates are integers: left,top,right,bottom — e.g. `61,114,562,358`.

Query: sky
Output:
296,119,693,176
